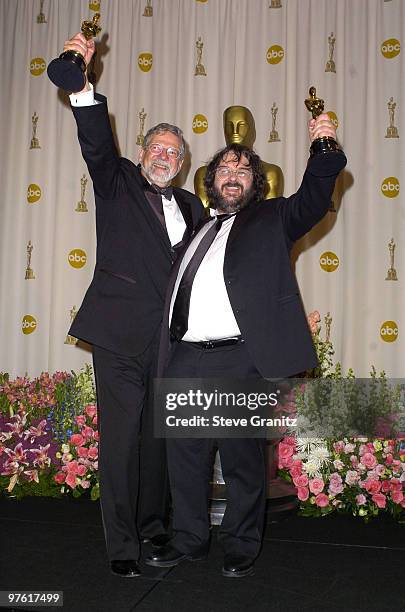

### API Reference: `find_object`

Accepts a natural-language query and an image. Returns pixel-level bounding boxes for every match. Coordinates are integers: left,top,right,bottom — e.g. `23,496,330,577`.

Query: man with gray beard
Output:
147,116,346,577
59,32,204,578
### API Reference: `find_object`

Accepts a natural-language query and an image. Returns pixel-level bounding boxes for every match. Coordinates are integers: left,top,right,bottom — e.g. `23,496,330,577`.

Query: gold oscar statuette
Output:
136,108,147,145
30,112,41,149
195,37,207,76
304,86,341,157
37,0,47,23
269,0,282,7
268,102,281,142
385,97,399,138
143,0,153,17
76,175,88,212
325,32,336,73
47,14,101,91
65,306,78,345
386,238,398,281
25,241,35,280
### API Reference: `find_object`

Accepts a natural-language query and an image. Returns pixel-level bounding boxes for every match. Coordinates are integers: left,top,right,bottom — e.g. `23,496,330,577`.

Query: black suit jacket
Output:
159,150,347,378
69,94,204,356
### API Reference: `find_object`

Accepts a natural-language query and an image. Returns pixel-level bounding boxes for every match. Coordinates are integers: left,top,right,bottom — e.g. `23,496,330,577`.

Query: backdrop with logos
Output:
0,0,403,378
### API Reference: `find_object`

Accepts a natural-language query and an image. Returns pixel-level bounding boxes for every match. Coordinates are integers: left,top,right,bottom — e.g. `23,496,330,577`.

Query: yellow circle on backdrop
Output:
319,251,339,272
380,321,398,342
68,249,87,269
30,57,46,76
381,177,400,198
138,53,153,72
27,184,41,204
266,45,285,65
22,315,37,335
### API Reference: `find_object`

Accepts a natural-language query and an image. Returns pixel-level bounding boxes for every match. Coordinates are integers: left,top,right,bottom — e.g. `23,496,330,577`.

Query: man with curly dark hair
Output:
147,115,346,577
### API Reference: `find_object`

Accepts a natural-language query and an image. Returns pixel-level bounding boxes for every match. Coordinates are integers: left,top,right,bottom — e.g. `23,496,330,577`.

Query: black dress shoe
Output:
145,543,206,568
141,533,171,548
222,555,254,578
110,560,141,578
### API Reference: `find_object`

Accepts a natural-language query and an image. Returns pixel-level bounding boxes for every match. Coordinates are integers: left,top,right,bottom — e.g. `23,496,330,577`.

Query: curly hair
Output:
204,144,266,205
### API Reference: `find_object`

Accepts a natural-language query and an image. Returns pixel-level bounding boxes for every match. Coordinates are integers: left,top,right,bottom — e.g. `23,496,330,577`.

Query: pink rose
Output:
80,479,91,489
77,464,87,477
65,473,77,488
297,486,309,501
364,478,381,495
77,446,89,458
66,460,80,474
289,461,303,479
75,415,86,426
54,472,66,484
345,470,359,486
82,426,94,439
371,493,386,508
278,443,294,459
307,310,320,333
309,478,324,494
356,494,367,506
381,480,391,493
92,416,98,426
70,433,85,447
391,490,404,504
293,474,309,488
361,452,377,469
88,446,98,460
385,454,393,466
333,441,345,454
85,404,97,418
315,493,329,507
350,455,359,467
279,454,293,469
328,473,343,495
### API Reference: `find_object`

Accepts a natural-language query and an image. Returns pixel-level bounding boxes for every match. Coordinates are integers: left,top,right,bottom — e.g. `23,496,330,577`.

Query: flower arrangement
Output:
54,404,99,500
277,312,405,521
0,366,99,499
278,436,405,520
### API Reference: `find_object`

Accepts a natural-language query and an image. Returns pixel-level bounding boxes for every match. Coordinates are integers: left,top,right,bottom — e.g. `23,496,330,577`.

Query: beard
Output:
209,182,254,213
141,159,177,186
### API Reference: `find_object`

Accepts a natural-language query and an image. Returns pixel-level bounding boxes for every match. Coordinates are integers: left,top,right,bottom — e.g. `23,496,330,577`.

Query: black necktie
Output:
170,214,233,341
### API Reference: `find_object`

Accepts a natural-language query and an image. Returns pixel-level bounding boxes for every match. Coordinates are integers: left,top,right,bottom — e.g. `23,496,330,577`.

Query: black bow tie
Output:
151,184,173,200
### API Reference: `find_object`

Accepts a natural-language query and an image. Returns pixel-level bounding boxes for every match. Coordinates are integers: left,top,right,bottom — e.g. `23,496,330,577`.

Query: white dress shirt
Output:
170,215,241,341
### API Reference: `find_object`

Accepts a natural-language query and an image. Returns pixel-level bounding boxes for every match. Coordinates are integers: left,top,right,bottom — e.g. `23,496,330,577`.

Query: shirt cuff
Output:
69,83,100,107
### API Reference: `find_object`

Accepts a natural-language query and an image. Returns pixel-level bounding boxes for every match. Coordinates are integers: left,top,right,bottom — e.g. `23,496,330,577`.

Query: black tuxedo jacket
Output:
159,150,347,378
69,94,204,356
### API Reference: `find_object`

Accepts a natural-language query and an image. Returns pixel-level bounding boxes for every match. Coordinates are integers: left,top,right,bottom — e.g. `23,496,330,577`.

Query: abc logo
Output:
138,53,153,72
22,315,37,335
381,39,400,59
192,114,208,134
327,111,339,129
266,45,284,65
320,251,339,272
89,0,100,10
27,184,41,204
380,320,398,343
68,249,87,269
381,177,400,198
30,57,46,76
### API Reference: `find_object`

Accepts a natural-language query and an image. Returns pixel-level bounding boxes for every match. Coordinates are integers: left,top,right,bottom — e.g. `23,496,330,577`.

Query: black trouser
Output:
93,338,169,561
165,340,267,559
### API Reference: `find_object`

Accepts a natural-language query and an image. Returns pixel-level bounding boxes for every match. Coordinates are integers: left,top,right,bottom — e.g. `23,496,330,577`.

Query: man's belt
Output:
182,336,244,349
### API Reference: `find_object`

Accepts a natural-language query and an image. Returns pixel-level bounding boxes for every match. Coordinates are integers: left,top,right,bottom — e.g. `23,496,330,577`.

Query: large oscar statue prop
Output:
304,86,342,156
47,14,101,91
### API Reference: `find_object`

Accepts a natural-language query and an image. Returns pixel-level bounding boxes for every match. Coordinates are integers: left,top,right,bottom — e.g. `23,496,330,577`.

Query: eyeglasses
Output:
147,143,181,160
216,167,252,179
